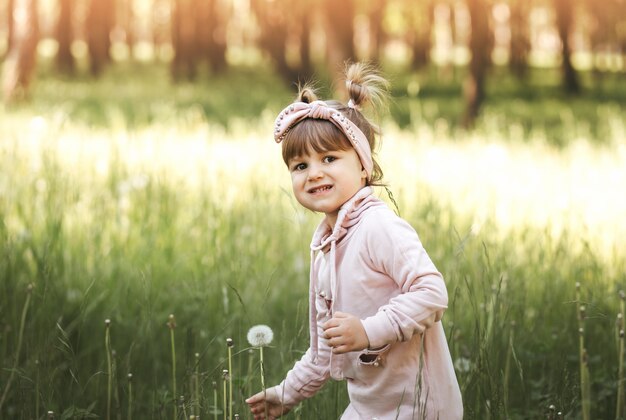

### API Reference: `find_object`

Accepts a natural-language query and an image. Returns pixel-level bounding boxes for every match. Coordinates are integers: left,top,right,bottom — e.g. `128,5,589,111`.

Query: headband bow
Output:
273,100,373,181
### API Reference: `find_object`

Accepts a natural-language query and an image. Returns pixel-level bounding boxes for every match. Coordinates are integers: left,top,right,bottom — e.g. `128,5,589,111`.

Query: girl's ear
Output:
361,168,367,179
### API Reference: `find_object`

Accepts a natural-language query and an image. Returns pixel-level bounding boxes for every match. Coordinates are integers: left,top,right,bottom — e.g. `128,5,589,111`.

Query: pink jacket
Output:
271,187,463,419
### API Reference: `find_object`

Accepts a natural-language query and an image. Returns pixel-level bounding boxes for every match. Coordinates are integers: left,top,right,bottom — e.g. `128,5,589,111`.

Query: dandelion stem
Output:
228,340,233,420
105,320,112,420
260,346,268,420
223,370,228,420
617,290,625,420
113,350,121,420
504,321,515,416
213,381,218,420
128,373,133,420
576,283,591,420
195,353,201,417
0,284,33,412
168,314,177,420
35,359,40,419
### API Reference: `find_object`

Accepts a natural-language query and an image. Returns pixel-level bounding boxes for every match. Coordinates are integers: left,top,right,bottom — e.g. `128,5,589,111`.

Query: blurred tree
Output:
6,0,15,60
55,0,75,74
509,0,530,79
298,1,312,76
553,0,579,93
463,0,492,127
583,0,625,78
439,1,463,83
251,0,291,81
86,0,115,76
194,0,211,69
251,0,313,83
2,0,39,103
367,0,387,63
171,0,197,80
120,0,135,60
405,0,434,70
324,0,356,69
195,0,228,73
151,0,170,62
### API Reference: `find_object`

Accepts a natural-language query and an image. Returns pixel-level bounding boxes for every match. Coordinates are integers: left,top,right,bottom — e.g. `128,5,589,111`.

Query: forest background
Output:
1,0,626,419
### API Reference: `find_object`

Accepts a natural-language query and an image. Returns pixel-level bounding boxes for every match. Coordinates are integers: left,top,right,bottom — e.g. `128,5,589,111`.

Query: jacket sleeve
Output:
270,293,332,407
360,211,448,349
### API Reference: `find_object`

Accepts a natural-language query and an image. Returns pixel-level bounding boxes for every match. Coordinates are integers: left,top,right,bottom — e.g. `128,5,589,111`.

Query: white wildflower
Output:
247,325,273,347
454,357,471,373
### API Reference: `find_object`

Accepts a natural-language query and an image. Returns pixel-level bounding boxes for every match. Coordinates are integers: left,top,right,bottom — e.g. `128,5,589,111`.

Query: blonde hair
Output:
281,62,390,186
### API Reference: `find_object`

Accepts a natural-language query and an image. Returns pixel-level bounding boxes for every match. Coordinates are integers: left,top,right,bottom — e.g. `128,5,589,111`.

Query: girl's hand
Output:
246,387,291,420
322,311,370,354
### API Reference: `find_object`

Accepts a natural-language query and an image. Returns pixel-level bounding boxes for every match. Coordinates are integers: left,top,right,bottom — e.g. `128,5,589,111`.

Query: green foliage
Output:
25,62,295,129
390,66,626,147
11,61,626,149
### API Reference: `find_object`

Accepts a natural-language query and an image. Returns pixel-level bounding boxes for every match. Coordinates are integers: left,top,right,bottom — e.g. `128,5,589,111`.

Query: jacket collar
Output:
310,186,377,252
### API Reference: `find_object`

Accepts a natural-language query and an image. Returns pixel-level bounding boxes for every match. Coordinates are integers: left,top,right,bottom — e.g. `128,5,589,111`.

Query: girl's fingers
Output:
246,391,264,404
322,320,336,331
332,344,349,354
324,325,343,339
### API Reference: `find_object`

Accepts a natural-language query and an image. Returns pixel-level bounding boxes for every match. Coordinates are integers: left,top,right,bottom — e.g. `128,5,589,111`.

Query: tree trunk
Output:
2,0,39,103
298,1,312,79
204,0,227,73
55,0,75,75
6,0,15,60
324,0,356,68
250,0,314,84
582,0,616,86
368,0,386,63
554,0,579,93
407,0,434,70
463,0,491,128
123,0,135,60
86,0,114,76
171,0,197,80
509,0,530,80
251,0,298,83
151,0,169,61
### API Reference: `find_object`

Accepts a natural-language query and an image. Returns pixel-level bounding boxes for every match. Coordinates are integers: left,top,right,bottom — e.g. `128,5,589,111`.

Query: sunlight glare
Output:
5,117,625,259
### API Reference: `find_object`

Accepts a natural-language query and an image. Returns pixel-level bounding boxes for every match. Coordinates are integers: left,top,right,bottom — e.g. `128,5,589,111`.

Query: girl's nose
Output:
307,164,324,180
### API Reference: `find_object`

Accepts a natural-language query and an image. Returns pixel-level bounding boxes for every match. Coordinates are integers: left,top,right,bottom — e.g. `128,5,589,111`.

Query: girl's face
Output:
288,146,367,226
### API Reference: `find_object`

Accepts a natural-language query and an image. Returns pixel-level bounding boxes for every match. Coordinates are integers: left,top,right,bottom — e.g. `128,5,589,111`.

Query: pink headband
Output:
273,100,373,181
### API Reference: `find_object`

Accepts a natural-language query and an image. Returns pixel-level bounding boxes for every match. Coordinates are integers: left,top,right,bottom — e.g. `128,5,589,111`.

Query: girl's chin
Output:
301,203,340,215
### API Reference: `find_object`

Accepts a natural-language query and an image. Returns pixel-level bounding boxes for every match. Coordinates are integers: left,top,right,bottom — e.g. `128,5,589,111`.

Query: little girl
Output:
246,63,463,420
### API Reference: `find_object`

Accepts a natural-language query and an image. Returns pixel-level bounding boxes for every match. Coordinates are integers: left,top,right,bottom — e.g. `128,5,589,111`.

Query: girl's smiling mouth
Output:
309,185,333,194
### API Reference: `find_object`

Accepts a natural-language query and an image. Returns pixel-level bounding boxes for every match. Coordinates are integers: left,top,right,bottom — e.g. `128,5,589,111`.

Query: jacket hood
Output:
310,186,382,252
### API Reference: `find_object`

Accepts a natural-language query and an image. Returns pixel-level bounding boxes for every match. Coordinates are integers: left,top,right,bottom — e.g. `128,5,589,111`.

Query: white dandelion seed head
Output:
454,357,471,373
247,324,274,347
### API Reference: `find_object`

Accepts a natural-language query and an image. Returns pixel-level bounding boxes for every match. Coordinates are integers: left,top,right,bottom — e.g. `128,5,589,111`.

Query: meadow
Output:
1,63,626,419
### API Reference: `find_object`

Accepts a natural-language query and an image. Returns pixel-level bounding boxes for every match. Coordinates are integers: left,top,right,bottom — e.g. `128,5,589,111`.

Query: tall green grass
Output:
1,64,625,418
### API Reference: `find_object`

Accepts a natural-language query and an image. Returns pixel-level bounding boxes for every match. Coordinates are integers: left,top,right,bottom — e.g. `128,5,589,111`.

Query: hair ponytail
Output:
345,62,390,113
341,62,390,187
296,83,318,104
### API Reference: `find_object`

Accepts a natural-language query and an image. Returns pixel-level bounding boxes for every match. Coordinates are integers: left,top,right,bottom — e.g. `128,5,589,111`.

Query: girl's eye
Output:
293,163,307,171
323,156,336,163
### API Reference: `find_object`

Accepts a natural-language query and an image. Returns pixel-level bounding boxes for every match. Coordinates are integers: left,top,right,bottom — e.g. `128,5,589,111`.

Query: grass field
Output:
1,63,625,419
